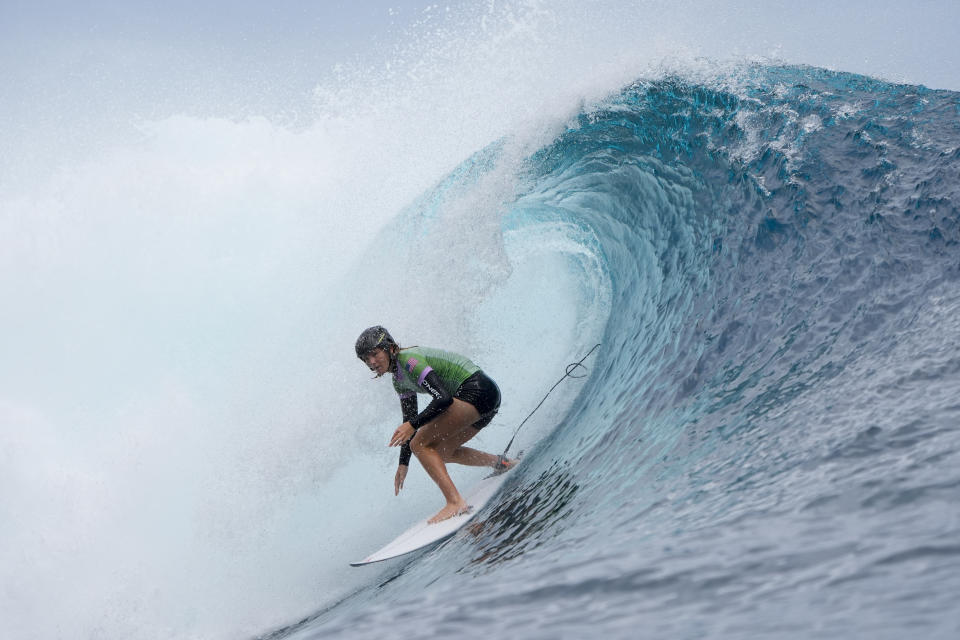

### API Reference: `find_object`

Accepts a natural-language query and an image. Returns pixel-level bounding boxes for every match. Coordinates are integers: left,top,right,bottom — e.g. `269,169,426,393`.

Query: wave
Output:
279,65,960,639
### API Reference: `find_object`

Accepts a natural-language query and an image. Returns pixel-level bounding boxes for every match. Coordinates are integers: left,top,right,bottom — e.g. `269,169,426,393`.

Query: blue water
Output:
270,65,960,639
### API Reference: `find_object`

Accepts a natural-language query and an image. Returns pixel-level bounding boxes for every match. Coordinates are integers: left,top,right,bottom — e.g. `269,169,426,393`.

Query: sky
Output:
2,1,958,183
2,2,958,134
3,0,960,118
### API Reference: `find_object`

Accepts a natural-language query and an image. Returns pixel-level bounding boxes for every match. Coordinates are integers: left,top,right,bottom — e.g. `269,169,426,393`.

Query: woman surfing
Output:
355,326,516,523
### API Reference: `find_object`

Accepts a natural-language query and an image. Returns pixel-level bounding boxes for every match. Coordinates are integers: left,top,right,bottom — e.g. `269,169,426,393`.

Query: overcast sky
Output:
2,0,958,165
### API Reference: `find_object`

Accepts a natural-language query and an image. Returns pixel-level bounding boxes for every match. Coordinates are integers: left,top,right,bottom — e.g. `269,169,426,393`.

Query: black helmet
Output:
355,326,398,359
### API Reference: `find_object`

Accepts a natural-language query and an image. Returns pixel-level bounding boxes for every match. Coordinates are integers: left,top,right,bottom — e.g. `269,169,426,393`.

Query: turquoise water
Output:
273,66,960,639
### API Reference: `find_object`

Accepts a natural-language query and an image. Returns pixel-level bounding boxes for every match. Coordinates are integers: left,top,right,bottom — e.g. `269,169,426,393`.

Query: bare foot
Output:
428,500,470,524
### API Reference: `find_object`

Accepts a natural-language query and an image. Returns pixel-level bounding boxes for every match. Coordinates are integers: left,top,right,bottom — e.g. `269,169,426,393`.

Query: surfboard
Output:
350,466,515,566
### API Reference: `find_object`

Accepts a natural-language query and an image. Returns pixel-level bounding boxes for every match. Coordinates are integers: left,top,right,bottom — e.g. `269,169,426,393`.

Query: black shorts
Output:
454,370,501,430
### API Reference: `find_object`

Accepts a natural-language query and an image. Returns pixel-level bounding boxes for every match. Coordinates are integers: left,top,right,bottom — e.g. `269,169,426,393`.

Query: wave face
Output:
273,65,960,639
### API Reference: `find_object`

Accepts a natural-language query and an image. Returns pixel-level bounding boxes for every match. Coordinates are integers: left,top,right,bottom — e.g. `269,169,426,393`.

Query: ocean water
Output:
4,4,960,640
270,66,960,639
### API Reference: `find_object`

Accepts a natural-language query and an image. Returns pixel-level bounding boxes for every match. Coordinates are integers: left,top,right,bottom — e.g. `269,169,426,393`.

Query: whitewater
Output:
2,2,959,639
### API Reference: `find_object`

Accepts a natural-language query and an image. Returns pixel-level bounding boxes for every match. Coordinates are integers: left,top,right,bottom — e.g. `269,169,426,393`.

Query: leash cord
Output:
501,343,601,457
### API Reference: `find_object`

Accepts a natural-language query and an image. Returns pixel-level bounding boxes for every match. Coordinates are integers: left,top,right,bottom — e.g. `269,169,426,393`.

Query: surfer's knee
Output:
409,433,434,456
410,433,423,455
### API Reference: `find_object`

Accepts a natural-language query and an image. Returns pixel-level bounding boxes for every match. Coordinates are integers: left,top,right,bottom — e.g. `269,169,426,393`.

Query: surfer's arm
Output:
398,393,418,466
409,370,453,429
389,370,452,451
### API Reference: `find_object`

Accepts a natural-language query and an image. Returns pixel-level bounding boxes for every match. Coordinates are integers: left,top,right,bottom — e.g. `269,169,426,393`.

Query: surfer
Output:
355,326,516,523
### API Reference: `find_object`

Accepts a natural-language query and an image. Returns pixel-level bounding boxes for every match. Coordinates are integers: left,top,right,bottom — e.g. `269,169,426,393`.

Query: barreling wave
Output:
275,65,960,640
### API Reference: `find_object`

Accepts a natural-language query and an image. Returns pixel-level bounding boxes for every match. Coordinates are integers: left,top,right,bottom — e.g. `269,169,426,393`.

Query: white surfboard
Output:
350,467,515,566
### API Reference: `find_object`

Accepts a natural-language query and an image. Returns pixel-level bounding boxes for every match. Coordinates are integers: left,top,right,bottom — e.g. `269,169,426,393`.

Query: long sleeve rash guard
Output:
392,347,479,466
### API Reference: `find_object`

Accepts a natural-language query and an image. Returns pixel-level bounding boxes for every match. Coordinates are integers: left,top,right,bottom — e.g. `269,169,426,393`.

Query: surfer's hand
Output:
389,422,415,447
394,465,408,495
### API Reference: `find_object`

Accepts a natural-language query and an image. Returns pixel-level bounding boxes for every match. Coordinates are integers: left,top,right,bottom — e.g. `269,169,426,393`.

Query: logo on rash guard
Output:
420,375,443,399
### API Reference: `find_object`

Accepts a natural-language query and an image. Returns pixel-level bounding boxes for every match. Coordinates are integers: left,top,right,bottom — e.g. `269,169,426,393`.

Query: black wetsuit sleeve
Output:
398,394,418,467
409,370,454,429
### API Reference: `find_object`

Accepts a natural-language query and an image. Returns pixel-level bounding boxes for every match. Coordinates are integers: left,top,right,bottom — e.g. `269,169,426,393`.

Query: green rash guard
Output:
393,346,480,466
392,346,479,398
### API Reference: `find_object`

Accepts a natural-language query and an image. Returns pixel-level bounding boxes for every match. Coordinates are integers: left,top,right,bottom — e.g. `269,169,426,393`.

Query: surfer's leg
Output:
444,445,518,476
441,407,510,468
444,443,498,467
439,371,508,469
411,399,482,523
